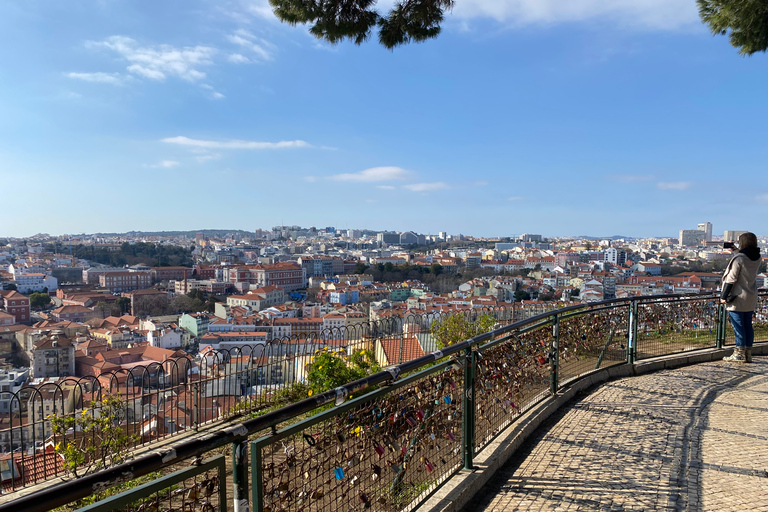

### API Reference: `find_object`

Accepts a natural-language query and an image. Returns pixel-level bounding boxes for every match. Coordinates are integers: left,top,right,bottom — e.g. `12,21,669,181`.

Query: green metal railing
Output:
74,456,227,512
3,293,767,512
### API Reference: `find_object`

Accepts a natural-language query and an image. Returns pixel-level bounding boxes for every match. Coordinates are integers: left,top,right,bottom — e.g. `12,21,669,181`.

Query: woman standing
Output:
721,232,762,362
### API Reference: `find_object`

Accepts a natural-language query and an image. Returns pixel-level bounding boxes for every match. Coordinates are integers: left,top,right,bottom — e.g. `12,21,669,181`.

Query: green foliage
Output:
354,262,369,274
186,289,206,302
698,0,768,55
29,292,51,308
274,381,313,405
306,349,380,395
49,394,140,478
115,296,131,314
206,295,220,313
170,294,206,314
430,312,496,349
514,290,531,301
269,0,454,49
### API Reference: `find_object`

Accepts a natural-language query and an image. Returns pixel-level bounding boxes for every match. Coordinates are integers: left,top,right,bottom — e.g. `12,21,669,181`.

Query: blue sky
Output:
0,0,765,239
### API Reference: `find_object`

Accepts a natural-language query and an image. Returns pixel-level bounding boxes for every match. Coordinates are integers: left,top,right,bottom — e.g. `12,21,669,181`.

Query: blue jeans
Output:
729,311,754,348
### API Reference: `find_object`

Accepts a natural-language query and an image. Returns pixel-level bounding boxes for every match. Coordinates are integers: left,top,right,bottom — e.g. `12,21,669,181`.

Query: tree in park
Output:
698,0,768,55
268,0,767,56
115,297,131,314
514,290,531,302
29,292,51,309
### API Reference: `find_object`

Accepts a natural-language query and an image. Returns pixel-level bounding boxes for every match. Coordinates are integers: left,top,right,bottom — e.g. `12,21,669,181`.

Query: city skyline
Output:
1,1,766,238
2,223,763,241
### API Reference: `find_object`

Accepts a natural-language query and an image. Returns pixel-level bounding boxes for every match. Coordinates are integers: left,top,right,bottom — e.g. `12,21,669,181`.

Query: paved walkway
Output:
469,357,768,511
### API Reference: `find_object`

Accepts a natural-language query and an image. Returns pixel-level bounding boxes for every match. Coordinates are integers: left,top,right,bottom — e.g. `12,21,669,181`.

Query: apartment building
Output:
99,271,152,292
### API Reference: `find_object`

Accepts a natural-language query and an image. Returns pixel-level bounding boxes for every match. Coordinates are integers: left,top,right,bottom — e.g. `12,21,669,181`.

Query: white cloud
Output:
331,167,411,182
240,0,277,20
404,182,450,192
227,29,275,61
377,185,396,190
227,53,251,64
162,135,312,149
88,36,216,82
657,181,691,191
507,196,524,201
606,174,654,183
149,160,181,168
451,0,698,30
66,72,124,85
200,84,226,99
196,153,221,163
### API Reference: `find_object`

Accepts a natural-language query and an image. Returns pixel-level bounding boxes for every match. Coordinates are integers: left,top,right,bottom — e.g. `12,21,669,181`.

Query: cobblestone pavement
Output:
470,357,768,511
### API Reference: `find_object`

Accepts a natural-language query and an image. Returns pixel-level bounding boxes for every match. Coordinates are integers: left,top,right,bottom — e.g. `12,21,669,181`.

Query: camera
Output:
723,241,735,249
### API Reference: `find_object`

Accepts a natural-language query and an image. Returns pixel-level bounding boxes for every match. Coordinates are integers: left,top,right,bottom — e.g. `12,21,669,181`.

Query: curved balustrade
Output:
1,293,766,512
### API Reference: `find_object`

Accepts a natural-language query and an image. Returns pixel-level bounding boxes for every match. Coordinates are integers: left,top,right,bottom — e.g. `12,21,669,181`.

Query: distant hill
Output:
94,229,256,238
576,235,636,241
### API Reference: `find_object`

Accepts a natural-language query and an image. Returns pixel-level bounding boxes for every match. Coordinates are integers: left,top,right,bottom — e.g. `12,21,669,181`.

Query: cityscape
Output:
0,223,766,476
1,0,766,509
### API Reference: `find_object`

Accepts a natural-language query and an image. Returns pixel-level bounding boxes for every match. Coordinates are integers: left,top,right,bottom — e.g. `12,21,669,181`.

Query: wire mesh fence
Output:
557,304,630,383
635,297,719,360
72,455,227,512
474,333,550,454
252,360,464,512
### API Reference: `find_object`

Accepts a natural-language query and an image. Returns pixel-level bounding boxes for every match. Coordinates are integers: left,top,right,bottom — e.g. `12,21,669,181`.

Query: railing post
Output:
233,441,249,512
628,301,637,364
550,314,559,394
251,441,264,512
192,382,199,430
462,346,476,470
715,302,723,348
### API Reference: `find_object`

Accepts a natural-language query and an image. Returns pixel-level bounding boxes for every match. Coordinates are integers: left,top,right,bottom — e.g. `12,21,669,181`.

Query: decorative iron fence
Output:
1,293,765,512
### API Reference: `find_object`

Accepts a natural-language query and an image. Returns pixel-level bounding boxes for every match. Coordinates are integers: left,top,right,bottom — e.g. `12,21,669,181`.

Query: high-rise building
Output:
522,234,542,242
679,230,706,247
377,232,400,244
724,230,749,242
604,248,626,266
697,222,713,242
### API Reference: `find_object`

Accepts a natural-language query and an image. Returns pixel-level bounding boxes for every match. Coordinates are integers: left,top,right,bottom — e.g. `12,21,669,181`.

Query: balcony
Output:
0,293,766,511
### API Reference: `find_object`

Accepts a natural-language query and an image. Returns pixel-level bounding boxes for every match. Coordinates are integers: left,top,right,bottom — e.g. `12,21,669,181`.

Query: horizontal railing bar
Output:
73,456,225,512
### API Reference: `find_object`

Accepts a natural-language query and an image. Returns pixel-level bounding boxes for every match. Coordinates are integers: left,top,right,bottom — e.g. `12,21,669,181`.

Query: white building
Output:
10,272,57,293
697,222,713,242
148,327,183,350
